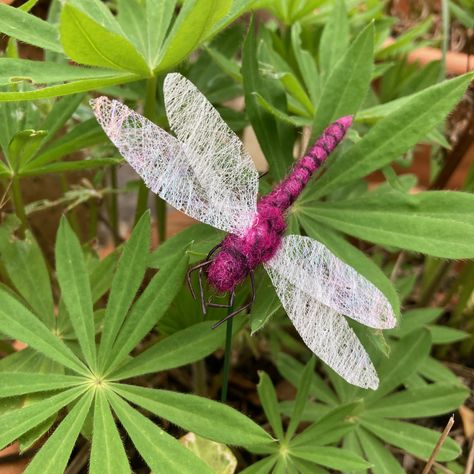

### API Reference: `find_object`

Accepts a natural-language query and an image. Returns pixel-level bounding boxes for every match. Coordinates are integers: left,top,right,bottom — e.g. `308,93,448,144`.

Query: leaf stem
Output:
10,176,27,235
221,299,234,403
107,165,121,244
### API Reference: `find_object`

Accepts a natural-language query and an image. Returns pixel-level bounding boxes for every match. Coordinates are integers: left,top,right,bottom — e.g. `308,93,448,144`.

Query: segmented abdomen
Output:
259,115,353,211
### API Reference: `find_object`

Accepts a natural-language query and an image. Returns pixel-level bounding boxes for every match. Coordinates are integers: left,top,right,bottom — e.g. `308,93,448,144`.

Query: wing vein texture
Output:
91,73,258,234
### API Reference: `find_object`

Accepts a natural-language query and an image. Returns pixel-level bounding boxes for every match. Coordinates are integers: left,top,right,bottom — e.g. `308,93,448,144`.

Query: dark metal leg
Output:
207,291,235,309
211,271,256,329
186,260,212,300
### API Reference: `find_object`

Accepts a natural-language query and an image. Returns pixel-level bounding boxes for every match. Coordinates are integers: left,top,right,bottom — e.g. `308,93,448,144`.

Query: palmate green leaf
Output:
419,357,459,384
41,94,85,147
286,357,316,439
68,0,125,35
357,428,405,474
107,391,213,474
0,220,55,326
276,353,338,406
291,446,371,471
0,287,87,374
110,319,238,380
24,391,93,474
56,217,97,370
98,212,151,369
297,219,400,317
428,326,469,344
313,72,474,198
60,4,150,75
242,18,295,180
368,383,469,419
145,0,177,67
318,0,349,77
360,417,460,462
301,190,474,258
104,253,189,372
291,403,359,447
30,118,106,168
112,384,273,446
0,72,138,102
116,0,148,58
291,23,320,103
0,373,83,398
0,4,62,53
250,272,282,334
21,157,121,176
257,371,284,440
312,23,374,140
0,59,125,87
240,455,278,474
389,308,442,338
157,0,232,72
365,329,431,403
90,390,130,474
8,130,47,172
0,386,85,450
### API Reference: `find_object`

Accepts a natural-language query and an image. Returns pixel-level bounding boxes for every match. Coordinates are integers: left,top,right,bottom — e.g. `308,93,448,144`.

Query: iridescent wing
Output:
91,73,258,235
264,235,397,389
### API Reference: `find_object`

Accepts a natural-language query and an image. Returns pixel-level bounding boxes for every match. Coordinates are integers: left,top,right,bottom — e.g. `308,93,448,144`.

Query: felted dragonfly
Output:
92,73,397,390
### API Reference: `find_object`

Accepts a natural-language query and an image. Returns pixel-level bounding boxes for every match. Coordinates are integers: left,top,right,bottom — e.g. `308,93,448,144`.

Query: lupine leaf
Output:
318,0,349,77
112,384,273,446
0,4,62,52
257,372,284,439
157,0,231,72
367,383,469,418
60,4,149,75
301,190,474,258
312,22,374,140
56,217,97,370
0,373,83,398
357,428,405,474
291,446,372,471
0,73,138,102
108,391,214,473
105,253,189,372
0,287,87,374
90,390,130,474
0,386,85,450
0,223,55,326
364,330,431,403
98,212,150,369
24,391,93,474
109,320,238,380
360,417,461,462
312,72,474,198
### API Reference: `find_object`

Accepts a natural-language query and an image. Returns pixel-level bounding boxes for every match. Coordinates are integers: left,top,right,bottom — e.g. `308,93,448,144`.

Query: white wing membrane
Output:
266,235,396,329
92,73,258,234
265,235,397,389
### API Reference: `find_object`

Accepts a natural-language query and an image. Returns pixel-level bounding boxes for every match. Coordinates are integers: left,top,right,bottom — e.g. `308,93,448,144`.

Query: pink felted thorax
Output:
206,202,286,293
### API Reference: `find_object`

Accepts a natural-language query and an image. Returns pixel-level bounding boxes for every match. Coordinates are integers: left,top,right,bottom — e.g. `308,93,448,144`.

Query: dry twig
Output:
422,415,455,474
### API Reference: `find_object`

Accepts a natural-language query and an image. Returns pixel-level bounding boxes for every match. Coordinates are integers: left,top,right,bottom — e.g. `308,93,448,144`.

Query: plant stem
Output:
10,176,27,235
108,165,120,245
440,0,450,82
155,195,166,243
221,300,234,403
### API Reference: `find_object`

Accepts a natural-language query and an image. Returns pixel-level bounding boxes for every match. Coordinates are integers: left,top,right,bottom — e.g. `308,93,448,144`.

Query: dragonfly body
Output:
207,116,353,293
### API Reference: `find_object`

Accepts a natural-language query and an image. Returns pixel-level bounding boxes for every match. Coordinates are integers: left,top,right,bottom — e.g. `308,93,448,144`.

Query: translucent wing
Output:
264,235,397,389
91,73,258,234
266,235,396,329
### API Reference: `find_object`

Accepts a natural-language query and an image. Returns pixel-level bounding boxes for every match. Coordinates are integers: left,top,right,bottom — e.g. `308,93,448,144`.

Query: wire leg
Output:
211,272,255,329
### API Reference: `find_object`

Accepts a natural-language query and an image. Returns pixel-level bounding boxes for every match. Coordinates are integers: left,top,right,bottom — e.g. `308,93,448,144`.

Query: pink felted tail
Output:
259,116,353,211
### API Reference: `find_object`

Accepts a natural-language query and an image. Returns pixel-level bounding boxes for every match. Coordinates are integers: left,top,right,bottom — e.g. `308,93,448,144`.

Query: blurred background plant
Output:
0,0,473,473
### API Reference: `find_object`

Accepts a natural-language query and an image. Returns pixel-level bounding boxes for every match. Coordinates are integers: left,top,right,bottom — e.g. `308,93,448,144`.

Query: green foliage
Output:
0,214,272,471
0,0,472,471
